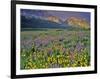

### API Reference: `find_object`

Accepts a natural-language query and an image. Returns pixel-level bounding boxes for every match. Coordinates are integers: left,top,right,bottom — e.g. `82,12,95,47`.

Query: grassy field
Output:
20,28,90,69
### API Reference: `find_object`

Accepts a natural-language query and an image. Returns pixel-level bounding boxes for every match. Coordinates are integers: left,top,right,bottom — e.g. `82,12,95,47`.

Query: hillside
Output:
65,17,90,29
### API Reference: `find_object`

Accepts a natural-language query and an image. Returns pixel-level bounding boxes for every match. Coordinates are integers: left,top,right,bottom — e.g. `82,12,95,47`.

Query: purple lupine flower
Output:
48,48,53,56
21,38,33,50
62,48,66,53
75,42,84,52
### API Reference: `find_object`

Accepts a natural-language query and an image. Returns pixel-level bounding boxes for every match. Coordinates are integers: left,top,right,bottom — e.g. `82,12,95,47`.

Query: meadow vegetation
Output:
20,29,90,69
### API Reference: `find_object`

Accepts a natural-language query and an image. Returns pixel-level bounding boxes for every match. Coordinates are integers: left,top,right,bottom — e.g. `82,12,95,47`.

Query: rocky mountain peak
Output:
46,16,62,23
65,17,90,29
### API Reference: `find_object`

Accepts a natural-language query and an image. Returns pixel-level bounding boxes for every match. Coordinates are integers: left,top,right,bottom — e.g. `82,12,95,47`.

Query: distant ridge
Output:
21,15,90,30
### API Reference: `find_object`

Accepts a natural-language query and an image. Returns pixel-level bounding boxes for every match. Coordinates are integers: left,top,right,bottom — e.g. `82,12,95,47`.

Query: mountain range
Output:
21,14,90,29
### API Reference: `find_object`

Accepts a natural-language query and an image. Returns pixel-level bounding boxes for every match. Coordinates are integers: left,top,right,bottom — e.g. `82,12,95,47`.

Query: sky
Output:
21,9,90,23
